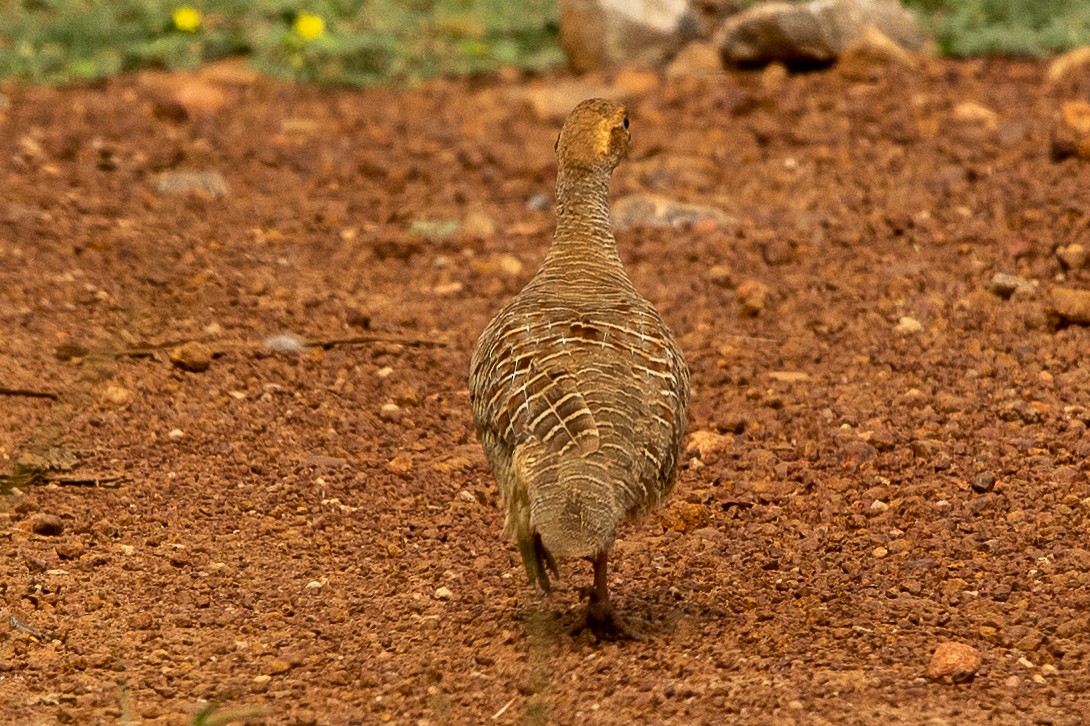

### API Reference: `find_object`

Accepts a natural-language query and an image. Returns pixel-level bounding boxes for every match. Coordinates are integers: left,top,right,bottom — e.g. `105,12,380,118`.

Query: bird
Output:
469,98,691,637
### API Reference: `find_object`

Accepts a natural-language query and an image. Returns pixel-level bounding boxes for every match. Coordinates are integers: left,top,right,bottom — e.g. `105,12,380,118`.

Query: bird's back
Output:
470,261,689,560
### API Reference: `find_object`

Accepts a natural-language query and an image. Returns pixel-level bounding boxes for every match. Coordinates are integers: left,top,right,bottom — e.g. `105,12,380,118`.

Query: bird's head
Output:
554,98,630,173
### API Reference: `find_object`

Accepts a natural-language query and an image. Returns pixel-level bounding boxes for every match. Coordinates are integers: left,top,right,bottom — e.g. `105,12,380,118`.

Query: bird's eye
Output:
622,115,629,129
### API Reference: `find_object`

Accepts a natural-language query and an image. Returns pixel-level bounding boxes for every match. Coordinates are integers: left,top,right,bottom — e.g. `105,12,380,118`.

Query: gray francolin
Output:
469,99,691,636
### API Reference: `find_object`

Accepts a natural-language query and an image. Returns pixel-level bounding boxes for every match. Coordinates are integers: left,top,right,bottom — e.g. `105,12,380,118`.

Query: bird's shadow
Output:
513,582,730,645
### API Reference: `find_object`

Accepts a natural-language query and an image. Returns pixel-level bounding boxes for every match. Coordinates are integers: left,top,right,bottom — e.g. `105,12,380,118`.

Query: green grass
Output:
904,0,1090,56
0,0,564,85
2,1,1090,87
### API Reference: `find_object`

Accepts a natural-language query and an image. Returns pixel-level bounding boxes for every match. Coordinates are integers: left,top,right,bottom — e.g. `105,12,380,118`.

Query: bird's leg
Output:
533,532,559,592
573,551,643,640
586,550,612,624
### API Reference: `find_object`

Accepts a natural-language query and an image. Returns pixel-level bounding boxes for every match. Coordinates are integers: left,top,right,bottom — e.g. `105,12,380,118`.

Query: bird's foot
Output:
570,599,645,642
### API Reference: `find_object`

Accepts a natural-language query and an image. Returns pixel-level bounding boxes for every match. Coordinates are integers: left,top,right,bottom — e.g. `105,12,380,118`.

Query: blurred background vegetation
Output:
0,0,564,84
0,0,1089,86
904,0,1090,56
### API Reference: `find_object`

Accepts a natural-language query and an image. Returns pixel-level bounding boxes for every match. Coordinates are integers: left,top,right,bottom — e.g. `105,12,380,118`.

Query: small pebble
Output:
263,333,306,354
379,403,402,422
928,641,982,682
31,513,65,537
434,586,453,601
988,272,1032,299
895,316,923,334
872,546,889,559
736,279,770,317
169,342,212,372
971,473,996,493
1041,664,1059,677
167,428,184,441
525,193,550,211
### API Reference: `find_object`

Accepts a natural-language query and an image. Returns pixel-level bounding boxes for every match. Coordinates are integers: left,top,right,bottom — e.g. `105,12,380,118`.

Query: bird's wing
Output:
494,355,600,457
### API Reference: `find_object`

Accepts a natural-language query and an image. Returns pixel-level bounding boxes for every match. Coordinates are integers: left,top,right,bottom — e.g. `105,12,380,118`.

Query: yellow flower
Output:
173,5,201,33
293,13,325,41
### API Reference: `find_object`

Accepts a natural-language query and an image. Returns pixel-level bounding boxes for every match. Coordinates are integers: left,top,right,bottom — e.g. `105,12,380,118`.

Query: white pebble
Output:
167,429,184,441
895,316,923,334
434,586,453,601
263,333,307,353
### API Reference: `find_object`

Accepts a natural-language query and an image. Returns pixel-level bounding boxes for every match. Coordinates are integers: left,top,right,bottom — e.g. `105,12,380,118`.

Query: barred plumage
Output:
469,99,691,635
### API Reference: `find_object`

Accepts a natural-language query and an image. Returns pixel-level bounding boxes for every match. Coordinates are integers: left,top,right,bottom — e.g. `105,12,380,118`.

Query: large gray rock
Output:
716,0,924,67
559,0,692,72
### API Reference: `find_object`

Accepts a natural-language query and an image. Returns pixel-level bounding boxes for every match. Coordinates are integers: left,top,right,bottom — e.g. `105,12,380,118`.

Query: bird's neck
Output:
545,167,621,266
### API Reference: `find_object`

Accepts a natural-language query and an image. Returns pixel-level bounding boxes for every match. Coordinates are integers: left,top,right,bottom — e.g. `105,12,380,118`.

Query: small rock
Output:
55,542,85,560
954,101,998,130
1041,664,1059,677
169,342,212,372
988,273,1035,299
266,658,291,675
99,382,132,406
1048,287,1090,325
559,0,689,73
1062,100,1090,135
927,641,982,682
434,586,453,601
685,430,732,462
707,265,734,288
153,170,228,197
612,193,735,231
971,474,996,494
379,403,402,423
386,453,413,476
305,580,324,590
167,429,184,441
54,343,89,361
462,209,496,239
869,499,889,513
662,501,709,533
666,42,725,77
1046,46,1090,88
837,25,919,80
895,316,923,334
767,371,810,383
252,674,272,685
264,333,307,354
409,218,460,240
1051,100,1090,161
525,193,550,211
31,514,65,537
497,255,524,277
303,453,348,468
872,546,888,558
736,279,770,317
717,0,924,67
1058,243,1088,270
